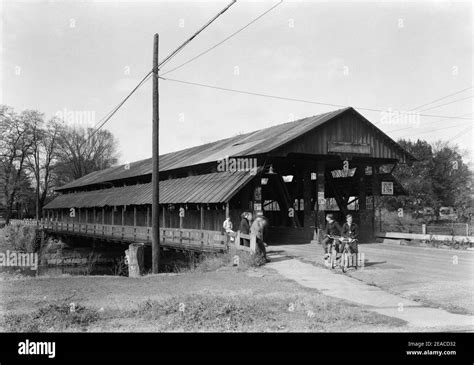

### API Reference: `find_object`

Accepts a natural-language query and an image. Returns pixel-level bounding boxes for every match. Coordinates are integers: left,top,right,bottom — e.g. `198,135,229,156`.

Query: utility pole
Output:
150,0,236,274
152,33,160,273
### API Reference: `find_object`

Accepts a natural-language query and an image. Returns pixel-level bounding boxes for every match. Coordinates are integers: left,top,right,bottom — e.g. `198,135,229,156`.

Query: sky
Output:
2,0,473,165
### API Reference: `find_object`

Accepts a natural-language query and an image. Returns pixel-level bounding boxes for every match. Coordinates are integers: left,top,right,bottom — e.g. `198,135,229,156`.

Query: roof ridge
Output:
56,107,356,191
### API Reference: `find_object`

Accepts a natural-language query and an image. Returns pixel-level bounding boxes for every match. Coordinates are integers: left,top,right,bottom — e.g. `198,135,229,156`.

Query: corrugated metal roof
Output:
56,107,414,191
56,108,349,191
44,170,255,209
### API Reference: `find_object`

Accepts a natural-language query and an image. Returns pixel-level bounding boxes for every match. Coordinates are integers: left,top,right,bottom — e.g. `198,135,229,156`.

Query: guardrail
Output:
376,231,474,244
234,232,257,253
39,221,234,253
380,222,472,236
8,219,40,226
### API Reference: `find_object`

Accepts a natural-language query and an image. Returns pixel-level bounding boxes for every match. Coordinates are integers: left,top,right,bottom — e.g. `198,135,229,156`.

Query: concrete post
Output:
126,242,145,277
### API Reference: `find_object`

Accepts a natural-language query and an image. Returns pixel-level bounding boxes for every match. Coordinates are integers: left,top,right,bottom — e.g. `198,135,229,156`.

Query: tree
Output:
430,141,471,219
0,105,120,222
383,138,472,222
54,126,119,186
389,139,437,215
26,115,62,219
0,106,34,223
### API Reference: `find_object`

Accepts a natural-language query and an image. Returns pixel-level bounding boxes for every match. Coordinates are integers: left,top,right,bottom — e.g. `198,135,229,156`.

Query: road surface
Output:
267,242,474,316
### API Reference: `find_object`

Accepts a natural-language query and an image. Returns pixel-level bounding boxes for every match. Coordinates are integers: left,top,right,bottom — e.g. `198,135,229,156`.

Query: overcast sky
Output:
2,0,473,164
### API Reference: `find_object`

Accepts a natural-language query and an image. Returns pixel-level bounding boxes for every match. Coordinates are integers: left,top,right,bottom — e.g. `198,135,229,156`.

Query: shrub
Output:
2,303,100,332
176,250,260,273
2,224,42,253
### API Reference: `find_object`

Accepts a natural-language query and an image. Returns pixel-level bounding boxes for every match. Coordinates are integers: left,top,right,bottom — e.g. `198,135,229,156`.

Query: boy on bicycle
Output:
322,213,342,260
341,214,359,254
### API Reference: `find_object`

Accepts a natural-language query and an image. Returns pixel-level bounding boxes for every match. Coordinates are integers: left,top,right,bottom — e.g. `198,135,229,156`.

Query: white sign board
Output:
381,181,394,195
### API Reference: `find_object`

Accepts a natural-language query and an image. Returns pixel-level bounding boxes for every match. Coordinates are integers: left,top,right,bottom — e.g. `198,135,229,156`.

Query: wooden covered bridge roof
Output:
44,170,255,209
56,107,415,193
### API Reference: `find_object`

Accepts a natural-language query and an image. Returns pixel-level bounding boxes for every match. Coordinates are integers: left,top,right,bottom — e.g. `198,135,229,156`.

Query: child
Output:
341,214,359,254
322,213,342,259
223,217,235,242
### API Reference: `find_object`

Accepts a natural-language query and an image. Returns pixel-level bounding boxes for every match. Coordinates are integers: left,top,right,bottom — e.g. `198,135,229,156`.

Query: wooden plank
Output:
200,205,204,230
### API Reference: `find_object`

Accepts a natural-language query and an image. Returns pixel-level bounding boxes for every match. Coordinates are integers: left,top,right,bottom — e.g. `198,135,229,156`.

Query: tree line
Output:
383,139,473,222
0,105,118,223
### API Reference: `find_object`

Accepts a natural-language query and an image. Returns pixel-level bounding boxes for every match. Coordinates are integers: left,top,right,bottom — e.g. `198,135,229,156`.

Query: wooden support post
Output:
146,206,150,227
162,206,165,228
112,207,115,225
249,234,257,253
200,205,204,230
254,179,263,214
78,208,81,223
241,185,250,210
133,206,137,227
102,208,105,225
315,162,326,242
303,165,316,236
358,165,368,242
122,205,125,226
85,208,88,224
371,164,379,241
358,167,367,210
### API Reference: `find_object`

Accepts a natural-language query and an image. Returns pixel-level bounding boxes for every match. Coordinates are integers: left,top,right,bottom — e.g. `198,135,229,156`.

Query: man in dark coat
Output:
239,211,251,247
250,212,270,264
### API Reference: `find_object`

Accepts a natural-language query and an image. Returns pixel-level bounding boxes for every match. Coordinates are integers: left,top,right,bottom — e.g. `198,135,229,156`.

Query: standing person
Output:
238,211,251,247
250,211,270,264
223,216,235,242
341,214,359,254
321,213,342,259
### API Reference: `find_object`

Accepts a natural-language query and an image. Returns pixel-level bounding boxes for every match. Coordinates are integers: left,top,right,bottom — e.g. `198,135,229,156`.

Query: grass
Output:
1,292,405,333
2,303,101,332
0,265,407,332
172,250,261,274
130,293,404,332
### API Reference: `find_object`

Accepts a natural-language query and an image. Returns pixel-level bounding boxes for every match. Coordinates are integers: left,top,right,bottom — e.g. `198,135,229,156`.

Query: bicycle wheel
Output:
329,248,337,269
341,252,349,273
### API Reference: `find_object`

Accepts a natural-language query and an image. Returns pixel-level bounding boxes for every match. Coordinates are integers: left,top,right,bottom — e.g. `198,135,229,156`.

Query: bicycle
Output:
325,235,359,273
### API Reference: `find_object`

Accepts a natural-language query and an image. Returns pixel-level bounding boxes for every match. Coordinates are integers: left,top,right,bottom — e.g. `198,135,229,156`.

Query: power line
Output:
81,0,237,148
419,95,473,113
450,125,473,141
160,76,474,120
409,86,473,111
158,0,237,71
383,112,473,135
398,120,473,139
161,1,283,77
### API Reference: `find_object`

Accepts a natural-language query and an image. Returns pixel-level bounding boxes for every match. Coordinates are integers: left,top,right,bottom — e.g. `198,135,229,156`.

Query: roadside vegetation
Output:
0,265,406,332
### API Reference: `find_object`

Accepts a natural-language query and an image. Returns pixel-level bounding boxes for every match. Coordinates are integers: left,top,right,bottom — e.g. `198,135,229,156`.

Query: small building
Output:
44,107,413,244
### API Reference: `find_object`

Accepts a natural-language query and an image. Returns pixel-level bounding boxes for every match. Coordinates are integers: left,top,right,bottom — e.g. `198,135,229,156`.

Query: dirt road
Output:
267,242,474,316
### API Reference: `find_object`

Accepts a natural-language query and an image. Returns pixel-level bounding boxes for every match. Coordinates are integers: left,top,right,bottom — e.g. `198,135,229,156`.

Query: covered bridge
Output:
43,107,414,249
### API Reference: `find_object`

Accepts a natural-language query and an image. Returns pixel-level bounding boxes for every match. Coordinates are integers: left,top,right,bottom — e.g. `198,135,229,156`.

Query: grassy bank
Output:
0,263,406,332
